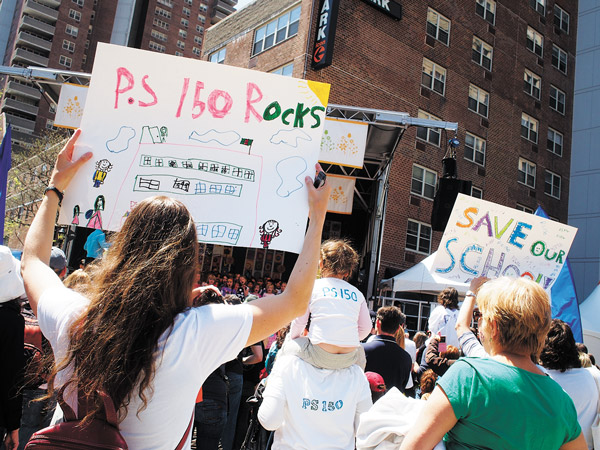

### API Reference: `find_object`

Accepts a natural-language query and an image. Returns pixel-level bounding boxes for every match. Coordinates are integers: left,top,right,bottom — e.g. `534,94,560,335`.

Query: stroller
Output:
240,379,273,450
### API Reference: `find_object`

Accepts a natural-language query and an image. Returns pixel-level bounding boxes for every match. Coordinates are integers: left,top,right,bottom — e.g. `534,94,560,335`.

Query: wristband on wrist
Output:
44,186,64,206
465,290,476,298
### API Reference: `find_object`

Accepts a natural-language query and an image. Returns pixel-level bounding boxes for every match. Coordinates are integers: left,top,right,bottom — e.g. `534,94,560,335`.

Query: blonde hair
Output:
477,277,551,357
63,269,91,293
320,239,359,278
579,352,592,368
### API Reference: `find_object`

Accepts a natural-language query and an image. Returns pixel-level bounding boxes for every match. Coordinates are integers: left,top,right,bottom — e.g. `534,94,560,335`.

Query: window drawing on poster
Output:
431,194,577,290
58,43,330,254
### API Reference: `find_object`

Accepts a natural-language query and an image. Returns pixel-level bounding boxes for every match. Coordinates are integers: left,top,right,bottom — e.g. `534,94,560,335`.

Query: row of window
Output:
210,5,301,62
418,108,564,162
518,158,561,198
422,55,567,113
426,6,570,74
475,0,569,33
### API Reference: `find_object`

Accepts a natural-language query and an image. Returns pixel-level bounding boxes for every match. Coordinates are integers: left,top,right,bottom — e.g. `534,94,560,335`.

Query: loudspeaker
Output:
431,178,472,231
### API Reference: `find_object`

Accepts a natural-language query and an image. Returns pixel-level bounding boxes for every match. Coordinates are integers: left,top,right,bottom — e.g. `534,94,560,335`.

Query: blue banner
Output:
0,126,12,245
534,206,583,341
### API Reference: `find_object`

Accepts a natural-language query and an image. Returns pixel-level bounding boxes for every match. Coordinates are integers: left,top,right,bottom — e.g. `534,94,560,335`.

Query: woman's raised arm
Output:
21,129,92,315
244,165,330,346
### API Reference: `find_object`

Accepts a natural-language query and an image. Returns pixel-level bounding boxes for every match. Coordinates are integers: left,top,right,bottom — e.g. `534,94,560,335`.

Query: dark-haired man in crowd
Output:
362,306,412,394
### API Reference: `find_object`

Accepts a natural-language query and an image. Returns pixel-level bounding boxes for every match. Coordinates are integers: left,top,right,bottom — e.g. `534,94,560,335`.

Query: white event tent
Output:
580,284,600,358
380,252,470,296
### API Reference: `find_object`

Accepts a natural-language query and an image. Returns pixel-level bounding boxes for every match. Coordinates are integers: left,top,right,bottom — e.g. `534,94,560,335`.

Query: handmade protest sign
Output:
58,43,330,253
431,194,577,290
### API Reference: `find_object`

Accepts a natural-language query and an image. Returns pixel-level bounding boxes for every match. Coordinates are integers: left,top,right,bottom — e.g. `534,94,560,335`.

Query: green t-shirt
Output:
438,357,581,450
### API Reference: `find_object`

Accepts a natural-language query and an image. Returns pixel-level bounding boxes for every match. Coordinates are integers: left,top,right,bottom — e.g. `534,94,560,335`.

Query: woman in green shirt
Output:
401,277,586,450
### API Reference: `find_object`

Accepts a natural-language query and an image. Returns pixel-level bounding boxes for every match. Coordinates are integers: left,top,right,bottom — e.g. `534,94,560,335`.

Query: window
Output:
192,47,201,56
151,30,167,42
465,132,486,166
411,165,437,200
526,27,543,57
155,7,171,19
62,40,75,52
176,40,185,49
530,0,545,15
545,170,561,199
181,18,189,27
59,55,72,68
547,128,563,156
85,39,89,49
472,36,493,70
149,41,166,53
406,220,432,254
88,24,93,35
194,35,202,45
154,18,169,30
46,119,54,129
550,85,566,114
72,0,84,6
183,7,191,16
69,9,81,21
184,0,192,4
468,84,489,117
516,204,534,214
475,0,496,24
65,24,78,37
426,8,450,45
179,29,187,38
421,58,446,95
157,0,173,7
196,25,204,33
518,158,536,188
90,11,95,20
199,4,207,12
198,15,205,24
416,110,441,146
252,6,300,55
471,186,483,199
554,5,569,33
82,54,87,63
523,69,541,99
521,113,538,143
175,51,183,57
210,47,226,64
552,45,567,73
271,62,294,77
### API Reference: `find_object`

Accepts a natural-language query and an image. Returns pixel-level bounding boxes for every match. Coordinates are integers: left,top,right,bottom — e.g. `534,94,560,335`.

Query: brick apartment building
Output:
0,0,237,148
202,0,578,302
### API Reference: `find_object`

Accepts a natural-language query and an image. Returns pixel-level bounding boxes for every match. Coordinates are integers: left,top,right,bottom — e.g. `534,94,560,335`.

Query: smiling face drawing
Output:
263,220,279,233
259,220,282,249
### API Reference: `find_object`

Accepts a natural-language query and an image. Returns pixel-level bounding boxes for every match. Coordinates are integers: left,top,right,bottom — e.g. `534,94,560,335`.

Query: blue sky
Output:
235,0,254,10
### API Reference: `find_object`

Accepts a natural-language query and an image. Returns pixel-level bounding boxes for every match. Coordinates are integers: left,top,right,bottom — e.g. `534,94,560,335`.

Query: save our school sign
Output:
431,194,577,290
59,43,330,254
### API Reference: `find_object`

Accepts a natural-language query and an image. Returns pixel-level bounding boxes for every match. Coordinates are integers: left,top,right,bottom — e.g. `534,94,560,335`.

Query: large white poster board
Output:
431,194,577,290
59,43,330,253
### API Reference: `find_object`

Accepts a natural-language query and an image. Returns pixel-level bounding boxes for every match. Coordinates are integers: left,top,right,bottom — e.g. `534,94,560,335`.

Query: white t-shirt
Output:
259,355,372,450
38,285,252,450
404,338,416,390
290,278,371,347
428,305,459,348
546,367,599,449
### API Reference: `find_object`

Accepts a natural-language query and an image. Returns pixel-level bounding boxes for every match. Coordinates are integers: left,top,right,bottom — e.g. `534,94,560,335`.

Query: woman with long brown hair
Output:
20,130,331,449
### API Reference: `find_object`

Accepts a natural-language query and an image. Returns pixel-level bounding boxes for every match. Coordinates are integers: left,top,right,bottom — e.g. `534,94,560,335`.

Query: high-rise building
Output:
203,0,577,309
568,1,600,301
0,0,237,148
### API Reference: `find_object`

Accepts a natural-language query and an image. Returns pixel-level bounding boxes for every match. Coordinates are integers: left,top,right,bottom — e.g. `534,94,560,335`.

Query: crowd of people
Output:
1,130,599,450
